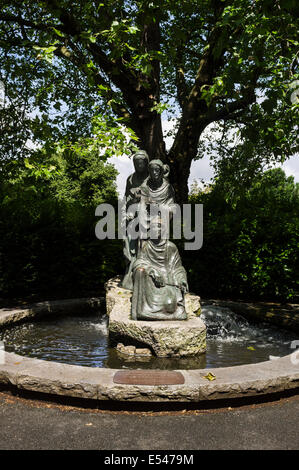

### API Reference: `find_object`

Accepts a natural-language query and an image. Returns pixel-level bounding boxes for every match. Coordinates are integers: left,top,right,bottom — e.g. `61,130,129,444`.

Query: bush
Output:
0,149,123,300
185,168,299,302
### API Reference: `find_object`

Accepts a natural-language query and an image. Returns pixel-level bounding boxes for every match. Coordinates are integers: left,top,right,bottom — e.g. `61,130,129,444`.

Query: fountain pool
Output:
0,305,295,370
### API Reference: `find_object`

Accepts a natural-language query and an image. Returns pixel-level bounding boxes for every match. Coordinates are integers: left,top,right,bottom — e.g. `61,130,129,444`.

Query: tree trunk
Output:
167,114,208,205
132,110,207,205
134,111,166,161
167,154,191,205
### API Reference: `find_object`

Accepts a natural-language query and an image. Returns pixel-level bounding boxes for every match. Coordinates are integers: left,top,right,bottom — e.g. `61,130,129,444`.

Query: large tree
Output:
0,0,298,202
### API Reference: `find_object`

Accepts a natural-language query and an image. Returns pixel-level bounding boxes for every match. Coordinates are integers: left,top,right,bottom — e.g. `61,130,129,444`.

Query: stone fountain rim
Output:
0,297,298,403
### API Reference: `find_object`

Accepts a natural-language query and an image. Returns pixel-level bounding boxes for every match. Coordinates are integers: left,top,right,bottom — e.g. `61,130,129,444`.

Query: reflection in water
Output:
104,348,206,370
0,305,296,369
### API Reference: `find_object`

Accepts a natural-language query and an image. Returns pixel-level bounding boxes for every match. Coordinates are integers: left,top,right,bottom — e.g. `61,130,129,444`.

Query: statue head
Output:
133,150,149,175
148,159,169,188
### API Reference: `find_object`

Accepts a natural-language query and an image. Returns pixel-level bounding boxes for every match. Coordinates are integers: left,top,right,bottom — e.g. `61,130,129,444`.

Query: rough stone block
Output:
106,277,206,357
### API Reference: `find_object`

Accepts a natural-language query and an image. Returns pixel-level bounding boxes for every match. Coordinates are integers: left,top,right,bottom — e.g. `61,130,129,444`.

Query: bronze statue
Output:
122,150,149,290
139,159,175,215
131,159,188,320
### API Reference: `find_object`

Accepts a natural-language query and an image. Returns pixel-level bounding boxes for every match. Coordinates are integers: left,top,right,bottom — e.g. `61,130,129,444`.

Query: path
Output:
0,390,298,450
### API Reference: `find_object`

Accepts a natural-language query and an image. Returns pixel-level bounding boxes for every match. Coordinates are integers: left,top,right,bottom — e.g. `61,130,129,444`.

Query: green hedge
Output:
185,168,299,301
0,163,297,303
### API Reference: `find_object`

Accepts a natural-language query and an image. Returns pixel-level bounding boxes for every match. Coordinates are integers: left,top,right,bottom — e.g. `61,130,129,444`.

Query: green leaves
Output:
150,101,169,114
100,17,140,53
187,167,298,301
69,113,139,159
33,44,58,63
0,0,298,206
52,27,65,38
0,141,120,299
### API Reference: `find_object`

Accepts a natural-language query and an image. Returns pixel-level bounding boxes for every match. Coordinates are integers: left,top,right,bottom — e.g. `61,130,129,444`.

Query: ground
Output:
0,389,298,451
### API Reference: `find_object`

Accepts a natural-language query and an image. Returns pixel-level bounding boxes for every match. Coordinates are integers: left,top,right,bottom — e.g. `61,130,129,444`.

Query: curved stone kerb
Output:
0,350,298,402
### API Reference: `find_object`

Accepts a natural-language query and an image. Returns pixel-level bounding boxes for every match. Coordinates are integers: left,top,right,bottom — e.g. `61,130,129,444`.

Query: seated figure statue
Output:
131,159,188,320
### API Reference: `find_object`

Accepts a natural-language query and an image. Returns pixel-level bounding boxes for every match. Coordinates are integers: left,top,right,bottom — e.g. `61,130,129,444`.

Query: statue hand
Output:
154,275,165,287
180,281,188,294
126,213,134,221
123,244,132,262
148,269,164,287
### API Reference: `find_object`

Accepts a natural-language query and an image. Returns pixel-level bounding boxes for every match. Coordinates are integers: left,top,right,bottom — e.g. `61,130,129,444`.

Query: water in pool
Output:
0,305,296,369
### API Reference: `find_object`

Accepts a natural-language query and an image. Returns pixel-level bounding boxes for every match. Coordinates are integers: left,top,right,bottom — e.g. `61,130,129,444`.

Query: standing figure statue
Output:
131,159,189,320
122,150,149,290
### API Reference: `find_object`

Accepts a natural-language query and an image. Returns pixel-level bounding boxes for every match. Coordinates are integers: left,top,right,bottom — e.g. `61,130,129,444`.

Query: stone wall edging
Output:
0,297,298,402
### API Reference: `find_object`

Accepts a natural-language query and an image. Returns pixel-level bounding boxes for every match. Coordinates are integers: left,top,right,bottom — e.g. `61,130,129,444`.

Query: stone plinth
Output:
105,277,206,357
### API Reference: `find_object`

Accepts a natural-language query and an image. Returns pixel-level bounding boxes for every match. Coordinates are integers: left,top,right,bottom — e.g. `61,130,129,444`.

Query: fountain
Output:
0,297,298,400
0,155,298,402
0,300,295,370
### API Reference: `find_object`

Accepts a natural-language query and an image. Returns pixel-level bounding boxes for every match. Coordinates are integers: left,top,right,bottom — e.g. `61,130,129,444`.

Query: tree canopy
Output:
0,0,298,202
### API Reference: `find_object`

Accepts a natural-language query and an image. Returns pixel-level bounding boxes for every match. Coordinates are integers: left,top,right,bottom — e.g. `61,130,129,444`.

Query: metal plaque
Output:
113,370,185,385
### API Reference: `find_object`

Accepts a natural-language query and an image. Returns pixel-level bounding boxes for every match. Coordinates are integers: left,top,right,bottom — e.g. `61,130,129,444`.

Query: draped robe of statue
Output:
138,173,177,239
121,173,142,290
122,153,148,290
131,168,188,320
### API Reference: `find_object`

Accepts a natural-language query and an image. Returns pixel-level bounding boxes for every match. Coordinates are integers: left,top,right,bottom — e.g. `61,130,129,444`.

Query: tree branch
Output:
0,12,62,32
188,7,228,103
206,90,256,123
0,5,140,120
42,0,137,88
0,4,136,92
53,43,135,125
175,46,188,109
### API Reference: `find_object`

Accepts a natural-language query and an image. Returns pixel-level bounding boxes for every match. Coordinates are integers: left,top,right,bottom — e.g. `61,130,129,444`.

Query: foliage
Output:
0,0,298,202
0,147,123,299
0,1,298,300
186,168,299,301
0,149,297,302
